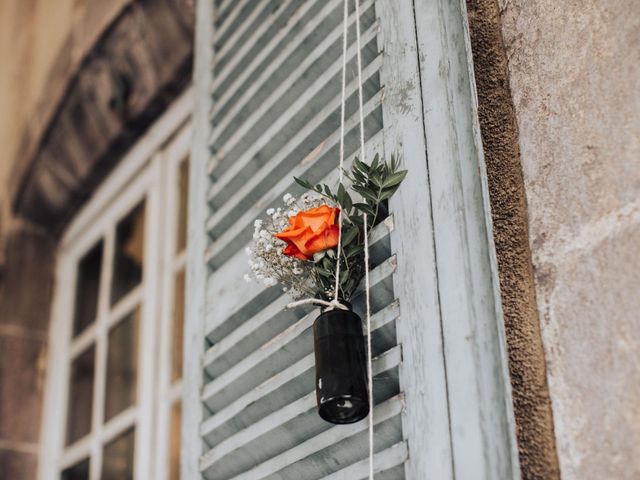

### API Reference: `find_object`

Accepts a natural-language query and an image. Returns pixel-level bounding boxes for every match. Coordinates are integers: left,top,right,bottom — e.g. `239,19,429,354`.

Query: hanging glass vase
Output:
313,305,369,424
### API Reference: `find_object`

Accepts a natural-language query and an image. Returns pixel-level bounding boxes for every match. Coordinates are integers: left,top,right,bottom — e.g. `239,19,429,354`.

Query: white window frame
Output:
39,89,193,480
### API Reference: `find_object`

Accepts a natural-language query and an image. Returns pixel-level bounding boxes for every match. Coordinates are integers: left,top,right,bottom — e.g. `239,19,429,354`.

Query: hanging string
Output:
331,0,350,306
363,213,374,479
286,1,374,475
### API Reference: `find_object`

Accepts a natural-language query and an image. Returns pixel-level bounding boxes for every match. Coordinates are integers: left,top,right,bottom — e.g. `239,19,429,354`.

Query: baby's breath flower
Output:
266,208,275,215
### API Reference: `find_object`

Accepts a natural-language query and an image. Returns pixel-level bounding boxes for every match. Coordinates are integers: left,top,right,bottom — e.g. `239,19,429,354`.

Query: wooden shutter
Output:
184,1,520,479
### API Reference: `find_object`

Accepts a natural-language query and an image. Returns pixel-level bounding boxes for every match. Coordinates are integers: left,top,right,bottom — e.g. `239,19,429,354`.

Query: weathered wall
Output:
497,0,640,478
0,0,130,216
466,1,560,478
0,1,129,476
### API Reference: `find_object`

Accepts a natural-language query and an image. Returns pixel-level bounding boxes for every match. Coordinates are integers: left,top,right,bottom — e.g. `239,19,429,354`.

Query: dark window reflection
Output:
61,457,90,480
105,308,140,421
171,270,185,383
102,428,135,480
73,241,103,336
111,201,146,306
66,346,95,446
176,158,189,254
168,402,181,480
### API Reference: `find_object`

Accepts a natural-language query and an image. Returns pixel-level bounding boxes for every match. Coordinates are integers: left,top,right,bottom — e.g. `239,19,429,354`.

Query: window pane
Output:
72,240,103,336
65,346,95,445
111,201,146,305
176,159,189,254
105,308,140,421
61,458,90,480
102,428,135,480
168,402,181,480
171,270,185,383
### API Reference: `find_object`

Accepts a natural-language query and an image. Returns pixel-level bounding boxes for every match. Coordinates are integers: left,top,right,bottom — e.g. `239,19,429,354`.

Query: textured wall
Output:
498,0,640,478
0,0,130,238
466,1,560,478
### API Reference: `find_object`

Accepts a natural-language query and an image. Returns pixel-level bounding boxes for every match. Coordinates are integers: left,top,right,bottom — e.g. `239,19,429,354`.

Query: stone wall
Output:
497,0,640,478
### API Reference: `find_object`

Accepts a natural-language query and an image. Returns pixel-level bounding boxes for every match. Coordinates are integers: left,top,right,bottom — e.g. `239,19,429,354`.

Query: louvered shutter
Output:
184,1,520,479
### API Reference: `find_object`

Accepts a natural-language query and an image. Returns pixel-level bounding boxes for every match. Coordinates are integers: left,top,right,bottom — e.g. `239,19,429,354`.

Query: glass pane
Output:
102,428,135,480
176,158,189,254
111,201,146,305
72,240,103,336
168,402,181,480
66,346,95,445
171,270,185,383
104,308,140,421
61,458,90,480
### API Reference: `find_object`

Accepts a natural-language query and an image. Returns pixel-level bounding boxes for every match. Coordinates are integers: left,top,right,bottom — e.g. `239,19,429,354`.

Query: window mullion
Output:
90,226,114,480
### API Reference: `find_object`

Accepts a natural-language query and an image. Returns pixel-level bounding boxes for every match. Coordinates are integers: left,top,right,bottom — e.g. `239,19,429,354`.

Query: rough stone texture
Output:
498,0,640,478
466,1,560,478
0,449,39,480
0,224,54,477
11,0,195,232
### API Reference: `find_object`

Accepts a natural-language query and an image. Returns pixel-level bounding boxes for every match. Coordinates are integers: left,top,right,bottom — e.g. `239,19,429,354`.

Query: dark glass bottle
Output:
313,306,369,424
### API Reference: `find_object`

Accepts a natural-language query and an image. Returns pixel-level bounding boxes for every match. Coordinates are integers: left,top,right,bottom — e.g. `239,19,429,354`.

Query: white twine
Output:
332,0,349,304
287,2,374,475
363,213,374,479
353,0,374,476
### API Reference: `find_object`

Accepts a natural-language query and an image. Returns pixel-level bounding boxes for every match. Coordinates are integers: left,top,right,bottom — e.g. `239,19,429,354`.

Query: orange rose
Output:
274,205,340,261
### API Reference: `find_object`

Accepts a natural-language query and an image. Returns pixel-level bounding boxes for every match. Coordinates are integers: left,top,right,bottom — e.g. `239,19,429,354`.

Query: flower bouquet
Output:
246,154,406,424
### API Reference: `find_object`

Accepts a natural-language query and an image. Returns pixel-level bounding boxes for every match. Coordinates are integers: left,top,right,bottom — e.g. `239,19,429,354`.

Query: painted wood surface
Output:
181,0,213,478
186,0,520,479
412,0,520,478
376,1,455,478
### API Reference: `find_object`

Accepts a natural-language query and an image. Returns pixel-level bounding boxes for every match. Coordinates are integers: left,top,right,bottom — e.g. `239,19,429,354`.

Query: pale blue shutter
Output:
184,1,520,479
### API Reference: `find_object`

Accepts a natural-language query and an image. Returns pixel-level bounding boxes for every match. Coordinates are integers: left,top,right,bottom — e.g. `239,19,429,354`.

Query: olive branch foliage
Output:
294,153,407,301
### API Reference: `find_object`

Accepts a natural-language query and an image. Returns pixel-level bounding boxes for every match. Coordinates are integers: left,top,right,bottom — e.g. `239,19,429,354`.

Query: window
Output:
40,94,192,480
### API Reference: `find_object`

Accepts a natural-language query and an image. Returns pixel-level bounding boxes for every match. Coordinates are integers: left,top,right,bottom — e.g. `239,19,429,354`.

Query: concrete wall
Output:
498,0,640,478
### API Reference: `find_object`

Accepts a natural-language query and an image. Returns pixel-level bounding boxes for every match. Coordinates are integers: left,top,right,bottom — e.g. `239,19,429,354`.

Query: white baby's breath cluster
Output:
245,192,327,298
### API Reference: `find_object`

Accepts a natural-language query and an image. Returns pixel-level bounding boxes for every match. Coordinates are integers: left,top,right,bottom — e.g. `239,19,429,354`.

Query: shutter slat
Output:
200,347,400,479
204,213,392,340
211,0,316,95
216,395,404,480
321,441,409,480
210,0,343,122
213,0,251,42
200,300,400,448
202,255,397,409
206,46,381,217
205,125,384,268
209,0,375,144
213,0,274,60
197,1,407,477
206,50,381,216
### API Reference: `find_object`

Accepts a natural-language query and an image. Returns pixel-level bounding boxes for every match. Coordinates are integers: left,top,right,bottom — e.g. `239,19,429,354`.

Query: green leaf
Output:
382,170,408,189
341,225,359,246
379,187,398,201
294,176,313,190
322,256,334,272
354,202,376,216
345,244,364,258
337,184,353,211
370,153,379,171
315,266,332,277
351,185,378,203
353,158,370,173
349,215,364,226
